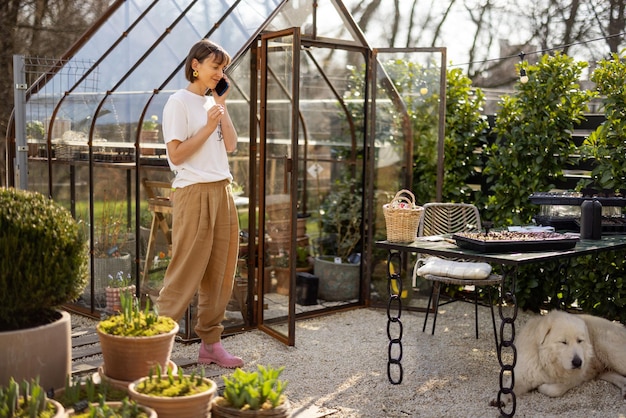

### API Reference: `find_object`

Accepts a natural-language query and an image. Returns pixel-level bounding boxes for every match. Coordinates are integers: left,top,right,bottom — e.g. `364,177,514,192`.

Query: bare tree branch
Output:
430,0,457,48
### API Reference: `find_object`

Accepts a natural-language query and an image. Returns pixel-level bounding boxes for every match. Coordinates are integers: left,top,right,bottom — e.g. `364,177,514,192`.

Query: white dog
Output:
494,310,626,405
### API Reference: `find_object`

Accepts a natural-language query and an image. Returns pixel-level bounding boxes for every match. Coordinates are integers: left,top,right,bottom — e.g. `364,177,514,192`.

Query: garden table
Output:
376,234,626,417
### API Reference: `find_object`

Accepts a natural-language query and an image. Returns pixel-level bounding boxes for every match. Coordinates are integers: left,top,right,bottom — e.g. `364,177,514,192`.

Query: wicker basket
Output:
383,189,423,243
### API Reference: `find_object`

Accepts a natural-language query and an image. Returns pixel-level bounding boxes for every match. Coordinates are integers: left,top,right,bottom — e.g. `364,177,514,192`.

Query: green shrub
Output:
580,51,626,192
568,250,626,323
0,188,88,330
483,52,596,226
442,68,489,204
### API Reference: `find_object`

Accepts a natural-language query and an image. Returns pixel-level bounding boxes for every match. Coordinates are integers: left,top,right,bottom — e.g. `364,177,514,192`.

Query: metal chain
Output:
386,251,403,384
497,266,518,417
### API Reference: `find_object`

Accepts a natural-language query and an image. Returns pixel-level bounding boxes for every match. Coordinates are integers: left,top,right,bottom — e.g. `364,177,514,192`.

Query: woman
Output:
156,39,242,368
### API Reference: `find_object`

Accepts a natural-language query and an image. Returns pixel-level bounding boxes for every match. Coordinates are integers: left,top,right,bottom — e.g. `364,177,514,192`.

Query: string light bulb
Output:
518,51,529,83
419,82,428,95
519,68,529,83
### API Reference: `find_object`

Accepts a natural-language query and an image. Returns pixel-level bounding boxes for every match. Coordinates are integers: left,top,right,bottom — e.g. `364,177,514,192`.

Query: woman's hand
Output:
206,104,224,131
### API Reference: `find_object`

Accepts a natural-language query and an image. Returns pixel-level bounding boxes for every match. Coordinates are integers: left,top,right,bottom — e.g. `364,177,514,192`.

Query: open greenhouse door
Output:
257,28,301,346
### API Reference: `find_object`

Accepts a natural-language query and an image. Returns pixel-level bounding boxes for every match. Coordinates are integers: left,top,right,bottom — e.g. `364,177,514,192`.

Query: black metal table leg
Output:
497,265,518,417
386,250,403,384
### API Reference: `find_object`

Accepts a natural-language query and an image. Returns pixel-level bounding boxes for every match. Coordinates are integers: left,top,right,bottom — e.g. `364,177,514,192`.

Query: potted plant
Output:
105,271,135,313
26,120,46,157
50,373,129,409
270,250,290,296
140,115,160,155
210,365,291,418
96,290,179,385
128,365,217,418
0,377,65,418
269,245,313,296
65,397,156,418
314,178,362,301
0,188,88,391
296,245,313,272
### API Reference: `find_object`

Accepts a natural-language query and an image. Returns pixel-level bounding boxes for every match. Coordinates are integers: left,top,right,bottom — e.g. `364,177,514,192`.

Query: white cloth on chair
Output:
416,256,492,280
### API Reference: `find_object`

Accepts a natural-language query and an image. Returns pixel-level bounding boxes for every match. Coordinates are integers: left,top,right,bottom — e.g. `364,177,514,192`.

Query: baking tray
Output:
452,232,579,253
529,192,626,207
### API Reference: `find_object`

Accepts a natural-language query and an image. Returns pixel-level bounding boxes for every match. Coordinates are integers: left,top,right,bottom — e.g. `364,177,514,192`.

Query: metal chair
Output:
415,202,500,348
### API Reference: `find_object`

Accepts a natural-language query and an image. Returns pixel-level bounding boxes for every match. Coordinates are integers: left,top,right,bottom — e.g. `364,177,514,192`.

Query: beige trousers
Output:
156,179,239,343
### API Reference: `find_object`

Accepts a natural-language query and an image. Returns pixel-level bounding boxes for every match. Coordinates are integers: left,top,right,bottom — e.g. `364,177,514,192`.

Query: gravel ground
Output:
72,302,626,418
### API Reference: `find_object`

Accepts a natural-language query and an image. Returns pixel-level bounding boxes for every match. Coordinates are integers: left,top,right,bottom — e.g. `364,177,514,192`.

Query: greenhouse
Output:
7,0,446,345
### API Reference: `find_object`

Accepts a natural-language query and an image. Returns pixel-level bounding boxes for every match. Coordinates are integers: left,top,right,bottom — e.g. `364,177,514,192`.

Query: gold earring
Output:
193,70,199,78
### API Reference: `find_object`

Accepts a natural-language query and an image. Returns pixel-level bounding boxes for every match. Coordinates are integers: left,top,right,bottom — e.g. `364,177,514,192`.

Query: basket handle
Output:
390,189,416,208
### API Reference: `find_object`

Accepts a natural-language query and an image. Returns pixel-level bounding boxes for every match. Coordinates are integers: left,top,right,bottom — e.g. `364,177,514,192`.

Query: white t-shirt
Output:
162,89,232,188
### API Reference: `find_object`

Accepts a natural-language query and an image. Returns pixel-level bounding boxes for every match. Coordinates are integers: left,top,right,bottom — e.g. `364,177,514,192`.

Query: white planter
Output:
0,310,71,391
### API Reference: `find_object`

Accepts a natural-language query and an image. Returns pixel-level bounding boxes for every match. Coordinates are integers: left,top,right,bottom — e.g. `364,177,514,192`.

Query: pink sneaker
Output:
198,341,244,368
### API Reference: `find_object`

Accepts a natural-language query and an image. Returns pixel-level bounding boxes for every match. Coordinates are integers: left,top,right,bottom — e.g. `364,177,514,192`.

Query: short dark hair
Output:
184,39,231,82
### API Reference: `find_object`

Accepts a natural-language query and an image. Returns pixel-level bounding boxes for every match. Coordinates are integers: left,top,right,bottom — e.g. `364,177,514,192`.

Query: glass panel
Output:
266,0,366,46
261,32,297,341
369,48,446,309
225,50,253,329
297,46,365,312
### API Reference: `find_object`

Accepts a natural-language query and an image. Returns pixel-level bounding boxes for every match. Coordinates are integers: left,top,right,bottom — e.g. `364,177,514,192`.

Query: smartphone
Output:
214,78,229,96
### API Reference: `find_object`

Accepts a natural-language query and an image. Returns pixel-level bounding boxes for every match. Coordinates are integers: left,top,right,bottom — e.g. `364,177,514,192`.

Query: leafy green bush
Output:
442,68,489,204
483,52,596,226
568,250,626,323
0,188,88,330
580,51,626,192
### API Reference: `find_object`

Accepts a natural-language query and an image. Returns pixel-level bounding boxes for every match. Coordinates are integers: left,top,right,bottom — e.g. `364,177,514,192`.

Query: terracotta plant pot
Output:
210,396,292,418
273,267,290,295
97,360,178,392
96,322,179,383
48,398,66,418
105,285,136,312
128,375,217,418
140,130,160,155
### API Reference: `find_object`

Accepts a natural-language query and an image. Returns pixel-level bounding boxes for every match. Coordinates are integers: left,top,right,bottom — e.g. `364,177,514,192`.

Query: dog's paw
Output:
538,383,571,398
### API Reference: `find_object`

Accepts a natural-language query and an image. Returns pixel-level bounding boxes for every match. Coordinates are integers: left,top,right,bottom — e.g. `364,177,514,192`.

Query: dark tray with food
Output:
452,231,579,253
529,192,626,207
